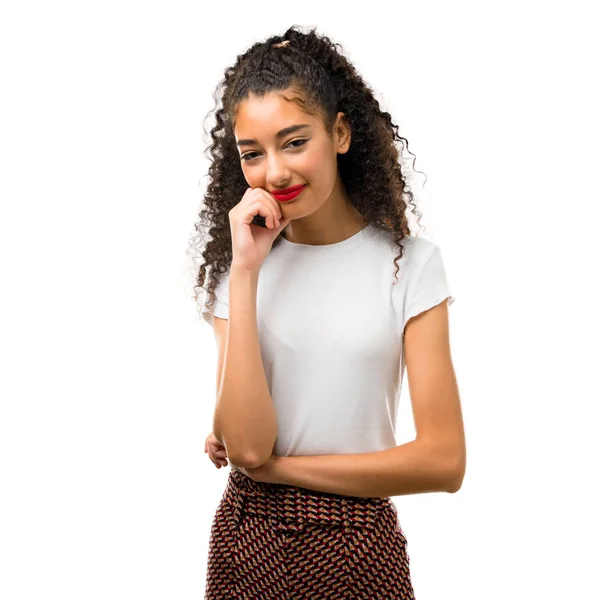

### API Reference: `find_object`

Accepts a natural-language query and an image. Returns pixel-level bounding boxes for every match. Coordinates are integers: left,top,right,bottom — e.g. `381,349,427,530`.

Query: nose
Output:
266,154,291,189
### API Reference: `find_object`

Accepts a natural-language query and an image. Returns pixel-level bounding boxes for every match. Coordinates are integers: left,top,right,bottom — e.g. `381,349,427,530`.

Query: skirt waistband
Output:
222,467,392,533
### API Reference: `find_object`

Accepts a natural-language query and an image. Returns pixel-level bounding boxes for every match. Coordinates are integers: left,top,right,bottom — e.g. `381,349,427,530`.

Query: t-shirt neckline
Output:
279,223,372,252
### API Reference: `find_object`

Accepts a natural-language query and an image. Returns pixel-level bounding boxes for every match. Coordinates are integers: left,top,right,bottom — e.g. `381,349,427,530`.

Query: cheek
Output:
241,167,260,188
301,149,335,183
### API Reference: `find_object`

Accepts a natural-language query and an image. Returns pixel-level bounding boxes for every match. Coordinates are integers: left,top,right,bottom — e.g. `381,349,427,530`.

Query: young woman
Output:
190,25,466,599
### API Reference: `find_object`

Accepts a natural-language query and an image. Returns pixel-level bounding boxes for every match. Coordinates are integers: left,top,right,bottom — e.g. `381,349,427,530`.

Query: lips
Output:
272,184,306,202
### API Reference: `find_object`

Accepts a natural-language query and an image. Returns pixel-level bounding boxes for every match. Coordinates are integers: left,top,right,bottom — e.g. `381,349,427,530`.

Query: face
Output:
233,91,351,223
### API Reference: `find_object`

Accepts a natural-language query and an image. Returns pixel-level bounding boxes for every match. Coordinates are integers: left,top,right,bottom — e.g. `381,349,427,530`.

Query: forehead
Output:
234,93,316,136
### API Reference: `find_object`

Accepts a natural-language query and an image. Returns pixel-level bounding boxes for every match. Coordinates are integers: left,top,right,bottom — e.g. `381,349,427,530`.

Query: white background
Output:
1,1,599,598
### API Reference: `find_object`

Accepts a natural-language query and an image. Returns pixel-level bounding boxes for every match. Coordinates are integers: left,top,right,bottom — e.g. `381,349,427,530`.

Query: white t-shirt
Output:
202,223,455,457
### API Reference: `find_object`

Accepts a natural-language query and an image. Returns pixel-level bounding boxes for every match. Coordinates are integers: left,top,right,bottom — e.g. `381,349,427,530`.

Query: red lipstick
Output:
271,184,307,202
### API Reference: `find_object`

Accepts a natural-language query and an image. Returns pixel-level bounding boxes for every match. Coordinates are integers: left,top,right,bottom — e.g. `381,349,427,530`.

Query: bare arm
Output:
265,438,460,498
212,265,277,469
256,298,465,497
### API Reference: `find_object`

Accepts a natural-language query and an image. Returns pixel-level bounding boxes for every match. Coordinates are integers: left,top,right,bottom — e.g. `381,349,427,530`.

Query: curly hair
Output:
186,25,428,320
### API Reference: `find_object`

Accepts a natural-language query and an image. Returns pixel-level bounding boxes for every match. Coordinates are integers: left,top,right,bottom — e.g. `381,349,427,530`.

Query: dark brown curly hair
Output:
187,25,428,320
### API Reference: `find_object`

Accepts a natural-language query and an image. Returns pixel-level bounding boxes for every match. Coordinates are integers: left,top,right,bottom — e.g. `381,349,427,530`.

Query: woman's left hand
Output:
236,454,281,484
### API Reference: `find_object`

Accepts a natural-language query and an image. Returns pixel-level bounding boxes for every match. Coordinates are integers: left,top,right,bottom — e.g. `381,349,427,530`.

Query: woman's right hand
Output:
205,431,228,469
229,187,291,272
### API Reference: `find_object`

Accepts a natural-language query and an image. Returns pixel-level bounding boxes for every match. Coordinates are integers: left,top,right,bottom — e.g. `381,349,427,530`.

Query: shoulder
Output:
368,228,439,257
401,234,441,260
371,231,442,275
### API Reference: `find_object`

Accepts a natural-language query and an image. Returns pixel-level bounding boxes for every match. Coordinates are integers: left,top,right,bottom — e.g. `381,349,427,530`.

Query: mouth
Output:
271,184,307,202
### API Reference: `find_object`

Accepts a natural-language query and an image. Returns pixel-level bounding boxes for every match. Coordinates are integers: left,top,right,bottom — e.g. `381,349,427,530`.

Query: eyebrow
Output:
236,124,311,148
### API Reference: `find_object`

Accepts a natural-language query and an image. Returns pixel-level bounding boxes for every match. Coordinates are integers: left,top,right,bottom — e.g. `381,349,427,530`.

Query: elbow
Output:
447,470,465,493
426,437,466,494
446,452,466,493
229,451,271,470
213,416,277,471
229,433,276,469
215,425,275,470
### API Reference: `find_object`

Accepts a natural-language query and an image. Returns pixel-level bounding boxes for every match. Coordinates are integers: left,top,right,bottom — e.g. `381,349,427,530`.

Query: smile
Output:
272,184,307,202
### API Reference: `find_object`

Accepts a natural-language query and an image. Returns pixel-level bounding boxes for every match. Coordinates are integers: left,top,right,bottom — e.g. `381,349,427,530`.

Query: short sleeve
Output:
401,242,455,334
200,269,230,327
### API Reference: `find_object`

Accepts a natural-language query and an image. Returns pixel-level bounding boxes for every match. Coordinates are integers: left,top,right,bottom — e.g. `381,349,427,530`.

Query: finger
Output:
263,188,282,215
261,190,282,228
277,216,291,231
209,452,227,464
247,199,275,228
269,207,279,229
241,187,281,229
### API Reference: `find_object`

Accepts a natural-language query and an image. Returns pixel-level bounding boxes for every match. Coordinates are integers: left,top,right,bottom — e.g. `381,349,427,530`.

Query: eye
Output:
241,139,308,162
288,139,307,149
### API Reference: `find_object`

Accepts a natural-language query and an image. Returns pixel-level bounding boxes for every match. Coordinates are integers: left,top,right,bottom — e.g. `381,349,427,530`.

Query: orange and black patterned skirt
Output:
204,466,415,599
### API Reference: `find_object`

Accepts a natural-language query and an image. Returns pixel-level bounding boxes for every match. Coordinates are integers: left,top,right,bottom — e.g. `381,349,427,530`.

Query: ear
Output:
335,112,351,153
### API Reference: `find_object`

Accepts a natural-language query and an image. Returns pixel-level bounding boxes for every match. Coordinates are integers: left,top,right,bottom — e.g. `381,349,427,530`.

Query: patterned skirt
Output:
205,466,415,599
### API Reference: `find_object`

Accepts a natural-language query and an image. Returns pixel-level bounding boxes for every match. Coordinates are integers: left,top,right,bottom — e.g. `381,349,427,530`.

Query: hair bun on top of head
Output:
272,40,291,48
